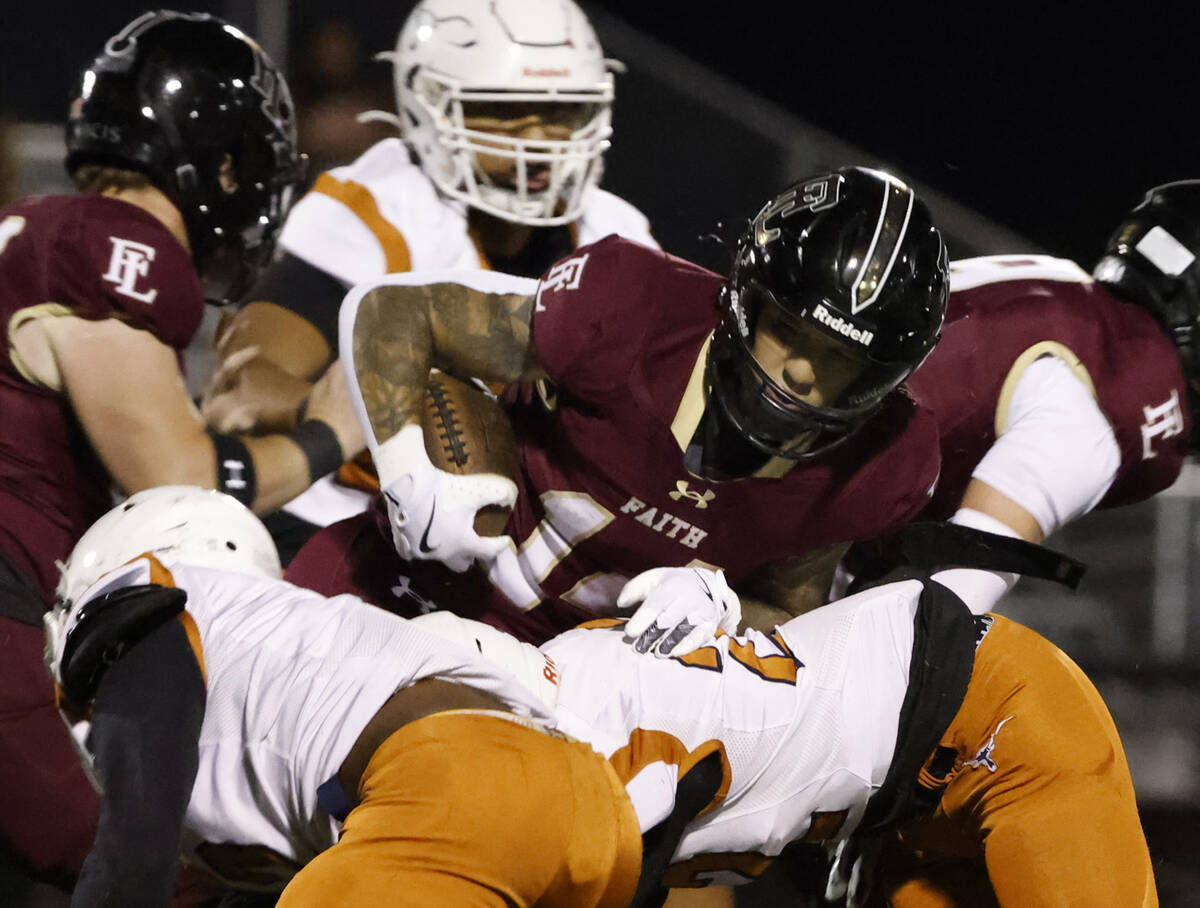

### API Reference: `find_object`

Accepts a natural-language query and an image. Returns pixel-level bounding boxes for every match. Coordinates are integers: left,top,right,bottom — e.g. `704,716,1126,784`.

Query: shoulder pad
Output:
57,584,188,705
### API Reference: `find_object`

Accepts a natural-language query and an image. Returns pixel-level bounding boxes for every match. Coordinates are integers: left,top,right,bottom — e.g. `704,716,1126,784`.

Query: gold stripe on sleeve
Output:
311,174,412,273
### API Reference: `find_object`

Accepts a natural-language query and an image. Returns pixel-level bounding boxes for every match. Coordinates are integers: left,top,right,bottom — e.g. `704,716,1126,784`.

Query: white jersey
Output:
64,557,555,888
277,138,658,528
540,581,920,888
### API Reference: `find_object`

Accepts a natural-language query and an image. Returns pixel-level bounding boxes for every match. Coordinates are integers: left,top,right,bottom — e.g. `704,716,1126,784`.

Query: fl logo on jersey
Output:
103,236,158,303
1141,389,1185,459
535,253,589,312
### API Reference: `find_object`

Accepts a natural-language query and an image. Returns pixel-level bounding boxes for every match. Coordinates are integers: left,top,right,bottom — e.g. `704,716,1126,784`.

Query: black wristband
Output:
207,431,257,507
290,419,345,482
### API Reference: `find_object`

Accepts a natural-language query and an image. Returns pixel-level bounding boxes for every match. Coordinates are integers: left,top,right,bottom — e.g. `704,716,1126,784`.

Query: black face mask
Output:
684,400,775,482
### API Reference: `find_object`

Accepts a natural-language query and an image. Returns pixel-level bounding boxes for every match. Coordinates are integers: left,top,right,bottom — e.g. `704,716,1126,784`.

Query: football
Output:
421,372,520,537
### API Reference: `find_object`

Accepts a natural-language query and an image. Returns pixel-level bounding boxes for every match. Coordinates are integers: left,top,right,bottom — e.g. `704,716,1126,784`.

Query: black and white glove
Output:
618,566,741,658
375,424,517,573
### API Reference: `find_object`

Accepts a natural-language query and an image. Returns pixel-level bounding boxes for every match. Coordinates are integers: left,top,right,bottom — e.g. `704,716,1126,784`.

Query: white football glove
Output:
618,566,742,658
375,424,517,573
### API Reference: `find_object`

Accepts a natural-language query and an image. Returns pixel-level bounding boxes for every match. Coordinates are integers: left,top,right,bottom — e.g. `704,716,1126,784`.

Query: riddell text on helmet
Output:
811,303,875,346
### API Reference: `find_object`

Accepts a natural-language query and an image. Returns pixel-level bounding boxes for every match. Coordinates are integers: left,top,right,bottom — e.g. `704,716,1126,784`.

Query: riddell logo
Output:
812,304,874,346
523,67,571,77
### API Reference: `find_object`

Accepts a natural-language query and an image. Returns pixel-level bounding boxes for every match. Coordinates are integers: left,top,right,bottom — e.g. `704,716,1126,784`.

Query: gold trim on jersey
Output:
668,333,798,479
139,552,209,684
311,174,413,272
994,341,1096,435
608,732,731,818
8,302,73,390
670,333,714,452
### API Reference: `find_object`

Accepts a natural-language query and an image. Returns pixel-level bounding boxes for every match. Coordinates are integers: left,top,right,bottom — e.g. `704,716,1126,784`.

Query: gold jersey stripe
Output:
311,174,412,273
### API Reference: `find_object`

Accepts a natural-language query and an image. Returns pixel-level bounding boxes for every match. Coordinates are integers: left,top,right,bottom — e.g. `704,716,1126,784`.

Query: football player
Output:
201,0,657,562
45,487,641,908
875,180,1200,612
50,488,1155,907
0,12,362,893
303,166,947,644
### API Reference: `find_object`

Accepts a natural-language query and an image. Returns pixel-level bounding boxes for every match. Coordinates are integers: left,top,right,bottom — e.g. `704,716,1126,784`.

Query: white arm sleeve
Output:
933,508,1021,615
971,355,1121,538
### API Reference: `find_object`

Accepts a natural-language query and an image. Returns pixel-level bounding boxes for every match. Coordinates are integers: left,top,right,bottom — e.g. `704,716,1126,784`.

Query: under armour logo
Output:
220,459,248,491
390,575,439,614
535,253,589,311
102,236,158,303
964,715,1014,773
668,480,715,509
1140,389,1185,460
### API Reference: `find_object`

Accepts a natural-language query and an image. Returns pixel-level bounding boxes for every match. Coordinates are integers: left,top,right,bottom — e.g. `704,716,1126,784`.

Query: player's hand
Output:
201,345,313,434
376,424,516,572
618,566,741,658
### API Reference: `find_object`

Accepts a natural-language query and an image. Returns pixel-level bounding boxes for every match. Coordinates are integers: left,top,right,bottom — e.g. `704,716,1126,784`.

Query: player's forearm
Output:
347,284,439,442
345,281,538,445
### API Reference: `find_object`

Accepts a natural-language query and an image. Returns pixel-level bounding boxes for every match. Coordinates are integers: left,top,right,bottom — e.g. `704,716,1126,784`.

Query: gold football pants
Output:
871,614,1157,907
276,710,642,908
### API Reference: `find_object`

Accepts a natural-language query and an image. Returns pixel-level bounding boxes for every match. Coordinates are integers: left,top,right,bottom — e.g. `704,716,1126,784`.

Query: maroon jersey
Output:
0,194,204,605
910,255,1190,520
290,236,940,642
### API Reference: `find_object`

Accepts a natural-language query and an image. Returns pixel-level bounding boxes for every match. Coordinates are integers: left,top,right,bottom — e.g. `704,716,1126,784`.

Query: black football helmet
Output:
691,167,948,480
1094,180,1200,444
65,10,306,302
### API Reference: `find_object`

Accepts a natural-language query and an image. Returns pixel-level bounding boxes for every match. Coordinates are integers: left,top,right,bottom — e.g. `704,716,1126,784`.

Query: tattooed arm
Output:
339,272,542,570
347,276,544,443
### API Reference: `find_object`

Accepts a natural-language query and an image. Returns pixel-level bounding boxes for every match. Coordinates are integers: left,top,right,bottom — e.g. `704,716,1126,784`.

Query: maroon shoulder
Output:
47,195,204,350
838,390,942,535
531,236,720,394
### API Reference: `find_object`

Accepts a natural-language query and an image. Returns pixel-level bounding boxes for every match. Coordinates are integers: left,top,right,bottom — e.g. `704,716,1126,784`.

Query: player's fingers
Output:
471,533,511,564
656,620,714,659
652,619,700,658
632,621,671,655
477,474,518,510
616,568,668,610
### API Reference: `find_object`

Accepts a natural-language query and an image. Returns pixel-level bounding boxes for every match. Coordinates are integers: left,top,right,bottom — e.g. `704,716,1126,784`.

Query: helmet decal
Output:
752,174,842,245
851,180,915,314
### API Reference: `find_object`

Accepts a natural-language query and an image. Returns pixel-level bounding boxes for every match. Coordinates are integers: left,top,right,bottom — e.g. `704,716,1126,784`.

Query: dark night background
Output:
1,2,1199,904
5,2,1200,265
592,2,1200,265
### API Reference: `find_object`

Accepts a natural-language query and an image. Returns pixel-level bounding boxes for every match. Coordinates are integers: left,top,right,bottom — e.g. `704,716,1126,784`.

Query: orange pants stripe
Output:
276,711,642,908
872,614,1157,908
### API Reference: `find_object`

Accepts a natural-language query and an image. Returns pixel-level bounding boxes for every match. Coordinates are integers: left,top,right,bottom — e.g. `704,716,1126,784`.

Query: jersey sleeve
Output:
530,236,675,397
971,354,1120,536
49,201,204,352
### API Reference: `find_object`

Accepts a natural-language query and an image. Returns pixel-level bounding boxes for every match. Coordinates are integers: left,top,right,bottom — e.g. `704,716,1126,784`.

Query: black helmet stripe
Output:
851,179,915,315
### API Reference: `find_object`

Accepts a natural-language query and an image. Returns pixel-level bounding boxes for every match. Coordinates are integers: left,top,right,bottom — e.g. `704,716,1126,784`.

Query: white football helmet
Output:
368,0,615,226
55,486,282,609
